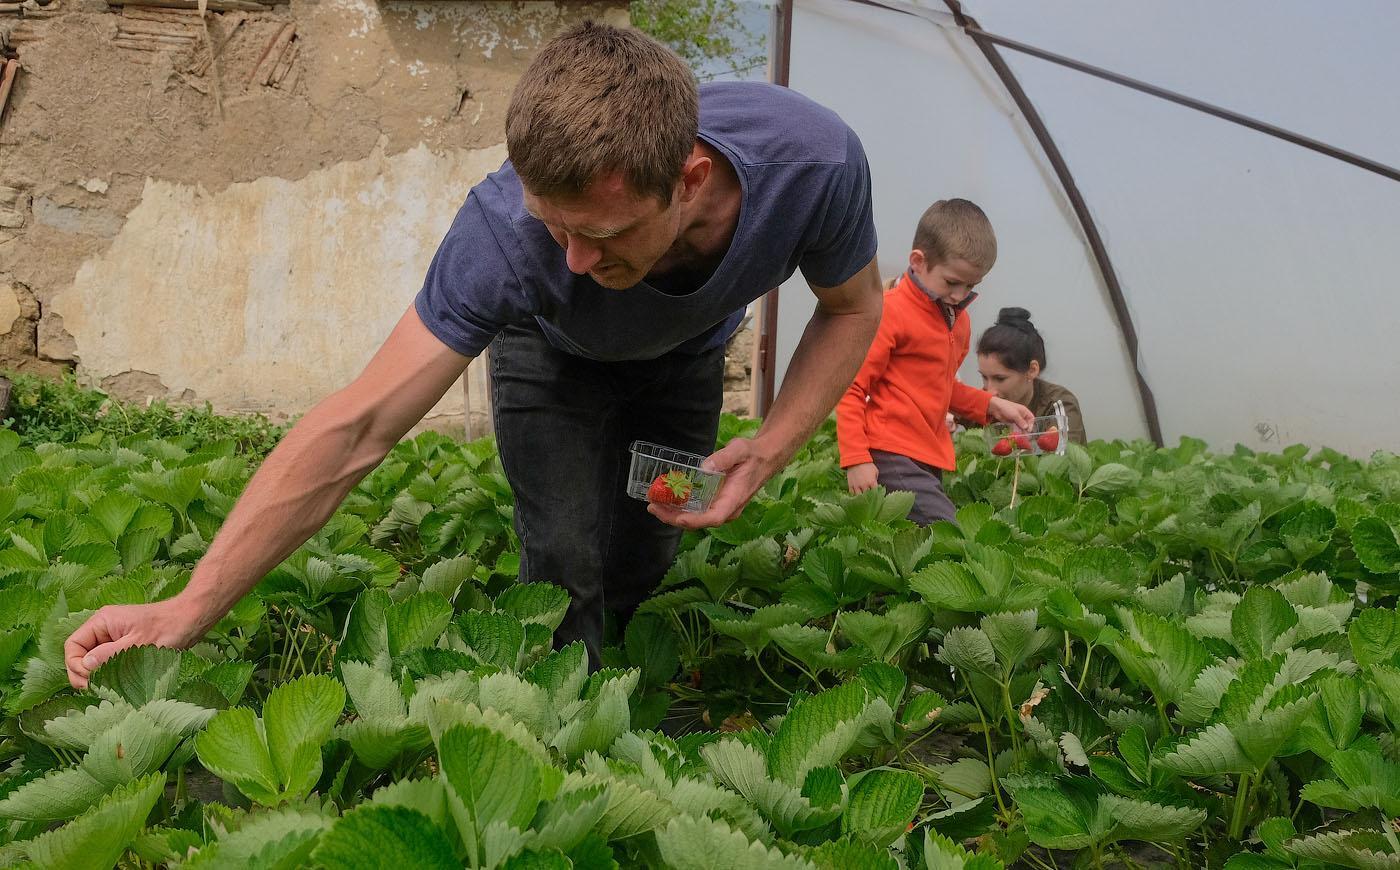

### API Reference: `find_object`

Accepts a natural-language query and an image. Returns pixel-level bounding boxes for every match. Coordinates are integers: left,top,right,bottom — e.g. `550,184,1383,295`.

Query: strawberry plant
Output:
0,416,1398,867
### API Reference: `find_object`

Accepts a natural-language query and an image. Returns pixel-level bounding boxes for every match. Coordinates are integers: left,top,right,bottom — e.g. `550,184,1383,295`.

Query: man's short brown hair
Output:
506,21,699,205
912,199,997,269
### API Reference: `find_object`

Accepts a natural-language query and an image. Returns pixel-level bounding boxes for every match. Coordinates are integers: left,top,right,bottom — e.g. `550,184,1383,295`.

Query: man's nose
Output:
564,234,603,274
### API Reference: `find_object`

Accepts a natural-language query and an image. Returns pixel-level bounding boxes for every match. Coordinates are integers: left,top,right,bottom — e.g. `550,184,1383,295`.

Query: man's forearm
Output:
173,394,395,631
756,291,881,467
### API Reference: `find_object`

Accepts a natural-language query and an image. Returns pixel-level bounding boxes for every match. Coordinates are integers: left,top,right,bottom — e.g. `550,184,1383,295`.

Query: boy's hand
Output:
846,462,879,494
988,397,1036,431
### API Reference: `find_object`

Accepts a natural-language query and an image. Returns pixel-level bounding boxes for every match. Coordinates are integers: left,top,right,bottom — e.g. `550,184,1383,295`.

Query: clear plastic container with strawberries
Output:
985,402,1069,457
627,441,726,513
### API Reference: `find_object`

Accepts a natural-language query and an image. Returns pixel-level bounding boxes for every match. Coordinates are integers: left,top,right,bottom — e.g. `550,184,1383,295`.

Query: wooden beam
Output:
0,61,19,129
109,0,282,12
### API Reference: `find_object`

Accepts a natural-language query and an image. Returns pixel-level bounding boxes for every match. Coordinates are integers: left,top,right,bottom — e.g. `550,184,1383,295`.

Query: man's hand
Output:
652,258,882,531
846,462,879,494
65,598,210,689
648,436,781,530
988,396,1035,431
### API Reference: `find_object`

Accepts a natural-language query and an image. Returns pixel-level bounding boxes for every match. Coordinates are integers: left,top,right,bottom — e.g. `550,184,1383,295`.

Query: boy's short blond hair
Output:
911,199,997,270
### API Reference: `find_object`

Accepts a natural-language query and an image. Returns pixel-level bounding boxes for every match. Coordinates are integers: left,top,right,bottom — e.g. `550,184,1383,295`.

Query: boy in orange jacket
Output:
836,199,1034,525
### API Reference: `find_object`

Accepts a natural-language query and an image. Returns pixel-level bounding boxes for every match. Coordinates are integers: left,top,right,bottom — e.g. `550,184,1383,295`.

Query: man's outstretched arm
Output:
66,305,471,687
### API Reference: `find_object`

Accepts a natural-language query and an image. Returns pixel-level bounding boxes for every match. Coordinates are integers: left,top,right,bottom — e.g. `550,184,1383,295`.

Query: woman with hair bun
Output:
975,308,1087,443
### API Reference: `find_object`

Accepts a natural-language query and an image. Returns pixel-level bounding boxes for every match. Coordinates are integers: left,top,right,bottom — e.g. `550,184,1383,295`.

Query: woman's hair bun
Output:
996,307,1033,325
979,308,1046,372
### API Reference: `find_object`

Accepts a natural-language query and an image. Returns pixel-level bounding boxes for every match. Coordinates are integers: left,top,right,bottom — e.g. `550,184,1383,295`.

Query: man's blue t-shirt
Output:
415,81,877,362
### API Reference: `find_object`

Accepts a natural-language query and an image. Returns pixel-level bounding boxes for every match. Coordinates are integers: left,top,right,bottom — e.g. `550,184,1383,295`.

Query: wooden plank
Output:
125,5,201,12
269,39,296,86
111,0,276,13
113,40,168,51
115,33,198,47
122,5,201,17
119,21,200,37
191,14,244,76
248,21,293,86
0,60,18,127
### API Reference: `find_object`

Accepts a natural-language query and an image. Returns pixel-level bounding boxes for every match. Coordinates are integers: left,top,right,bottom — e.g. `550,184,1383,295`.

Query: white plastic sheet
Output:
773,0,1400,455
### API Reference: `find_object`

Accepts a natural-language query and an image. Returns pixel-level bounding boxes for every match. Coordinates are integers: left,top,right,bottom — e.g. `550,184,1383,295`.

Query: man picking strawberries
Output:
66,21,883,676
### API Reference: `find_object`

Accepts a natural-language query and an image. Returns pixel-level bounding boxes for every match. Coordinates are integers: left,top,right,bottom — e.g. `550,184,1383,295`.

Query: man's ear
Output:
676,146,712,204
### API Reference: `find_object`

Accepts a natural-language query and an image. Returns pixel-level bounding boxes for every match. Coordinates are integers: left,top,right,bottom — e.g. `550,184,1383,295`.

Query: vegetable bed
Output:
0,416,1398,869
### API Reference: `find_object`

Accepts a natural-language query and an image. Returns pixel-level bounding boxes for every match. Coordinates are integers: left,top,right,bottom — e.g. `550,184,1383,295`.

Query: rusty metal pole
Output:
751,0,794,418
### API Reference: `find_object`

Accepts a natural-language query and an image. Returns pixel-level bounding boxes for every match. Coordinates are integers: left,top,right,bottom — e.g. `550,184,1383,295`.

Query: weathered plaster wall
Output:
0,0,627,430
54,141,508,416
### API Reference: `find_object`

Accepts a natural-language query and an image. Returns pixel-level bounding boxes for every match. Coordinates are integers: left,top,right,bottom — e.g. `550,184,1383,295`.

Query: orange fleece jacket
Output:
836,273,992,471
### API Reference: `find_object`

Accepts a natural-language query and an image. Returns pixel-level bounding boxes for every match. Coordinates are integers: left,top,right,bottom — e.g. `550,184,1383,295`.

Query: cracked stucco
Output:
53,140,508,422
0,0,628,428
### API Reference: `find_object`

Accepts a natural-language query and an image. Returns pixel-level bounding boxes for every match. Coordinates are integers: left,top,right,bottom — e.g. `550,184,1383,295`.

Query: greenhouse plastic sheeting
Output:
771,0,1400,455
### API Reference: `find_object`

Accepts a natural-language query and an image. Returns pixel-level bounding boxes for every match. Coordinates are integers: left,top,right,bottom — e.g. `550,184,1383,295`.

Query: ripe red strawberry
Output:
647,470,694,506
1037,426,1060,452
992,438,1013,456
1013,432,1033,452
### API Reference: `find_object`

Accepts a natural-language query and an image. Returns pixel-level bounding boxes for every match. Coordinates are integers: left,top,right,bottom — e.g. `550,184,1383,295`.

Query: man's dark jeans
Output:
489,320,725,666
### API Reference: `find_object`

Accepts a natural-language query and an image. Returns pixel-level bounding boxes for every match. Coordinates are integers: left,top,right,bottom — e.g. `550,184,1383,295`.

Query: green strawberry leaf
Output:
196,707,280,806
1003,775,1106,850
312,805,457,870
654,814,816,870
1231,587,1298,659
420,554,478,602
841,768,923,847
264,674,345,798
1157,724,1250,776
981,610,1046,677
458,610,528,671
1102,794,1206,844
20,773,165,870
1351,517,1400,573
808,838,898,870
550,670,636,760
439,722,547,846
937,627,998,679
496,583,570,631
1349,607,1400,667
526,782,610,855
183,806,332,868
768,681,889,785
